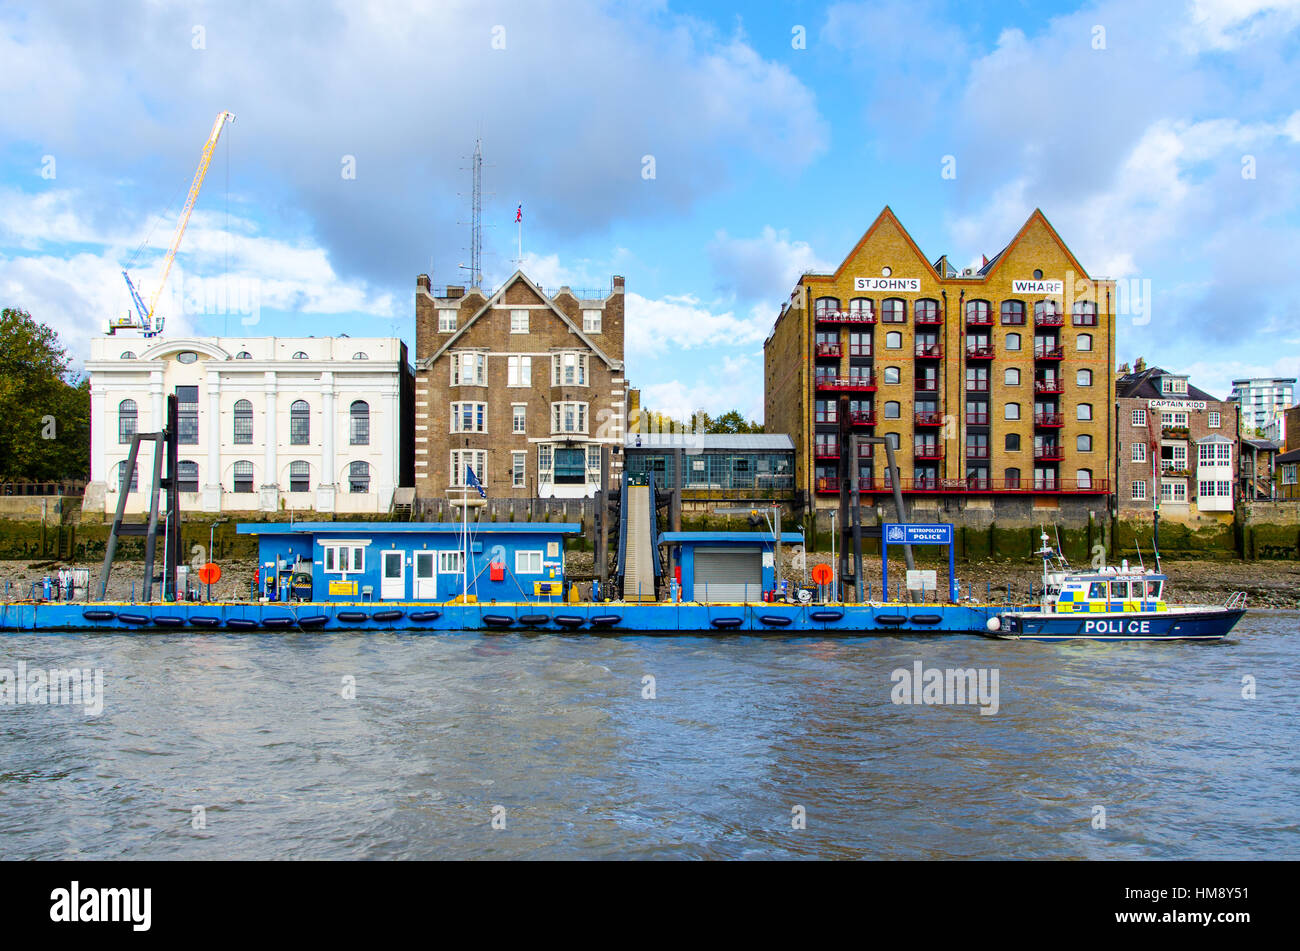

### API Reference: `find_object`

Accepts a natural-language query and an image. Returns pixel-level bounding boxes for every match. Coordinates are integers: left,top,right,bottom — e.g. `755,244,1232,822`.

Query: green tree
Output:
705,409,763,434
0,308,89,483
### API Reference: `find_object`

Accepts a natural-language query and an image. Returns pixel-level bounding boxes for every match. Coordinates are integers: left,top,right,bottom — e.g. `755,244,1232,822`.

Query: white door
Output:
381,550,406,600
414,551,437,600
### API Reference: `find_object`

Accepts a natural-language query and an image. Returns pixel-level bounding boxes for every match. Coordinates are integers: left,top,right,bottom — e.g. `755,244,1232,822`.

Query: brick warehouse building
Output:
414,271,627,500
764,207,1116,521
1114,361,1239,521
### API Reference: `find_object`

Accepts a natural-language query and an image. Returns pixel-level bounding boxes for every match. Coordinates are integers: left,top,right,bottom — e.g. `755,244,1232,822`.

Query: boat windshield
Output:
1146,580,1163,600
1110,580,1130,600
1088,581,1107,599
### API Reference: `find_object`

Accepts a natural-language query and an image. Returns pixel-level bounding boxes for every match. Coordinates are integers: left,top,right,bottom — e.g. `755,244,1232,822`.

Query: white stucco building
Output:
84,335,414,515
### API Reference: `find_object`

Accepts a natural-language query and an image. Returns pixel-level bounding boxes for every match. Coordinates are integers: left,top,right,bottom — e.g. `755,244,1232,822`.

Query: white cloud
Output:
624,292,770,357
640,352,763,421
1184,0,1300,51
707,226,830,304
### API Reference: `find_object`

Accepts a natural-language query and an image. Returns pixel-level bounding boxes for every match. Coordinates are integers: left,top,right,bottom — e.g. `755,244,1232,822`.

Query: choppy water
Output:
1,612,1296,859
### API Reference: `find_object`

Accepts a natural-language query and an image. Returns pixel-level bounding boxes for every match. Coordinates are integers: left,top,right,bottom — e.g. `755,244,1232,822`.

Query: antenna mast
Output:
467,139,483,288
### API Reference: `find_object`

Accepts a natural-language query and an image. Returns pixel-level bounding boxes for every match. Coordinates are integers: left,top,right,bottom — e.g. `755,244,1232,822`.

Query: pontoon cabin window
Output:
1088,581,1107,599
323,545,365,573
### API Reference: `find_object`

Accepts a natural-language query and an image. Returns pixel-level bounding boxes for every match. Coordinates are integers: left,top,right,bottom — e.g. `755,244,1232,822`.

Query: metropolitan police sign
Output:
883,523,953,545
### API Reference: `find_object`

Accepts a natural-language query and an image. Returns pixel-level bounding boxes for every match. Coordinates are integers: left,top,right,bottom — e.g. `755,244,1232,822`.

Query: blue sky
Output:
2,0,1299,421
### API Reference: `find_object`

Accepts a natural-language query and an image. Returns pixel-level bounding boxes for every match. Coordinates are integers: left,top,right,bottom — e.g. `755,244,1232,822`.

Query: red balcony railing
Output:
965,446,990,460
816,374,876,392
1034,412,1064,426
966,411,990,425
1034,445,1065,461
815,343,842,358
847,411,876,426
915,343,943,358
1035,311,1065,327
913,443,942,460
816,476,1109,495
1034,345,1065,360
814,442,841,459
966,379,990,392
815,476,877,494
915,311,943,325
966,312,993,326
966,344,995,359
1034,379,1064,394
915,411,944,426
816,309,875,325
915,378,939,392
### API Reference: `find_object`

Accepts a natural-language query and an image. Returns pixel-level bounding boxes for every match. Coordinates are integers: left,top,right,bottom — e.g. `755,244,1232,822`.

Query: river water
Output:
1,612,1296,859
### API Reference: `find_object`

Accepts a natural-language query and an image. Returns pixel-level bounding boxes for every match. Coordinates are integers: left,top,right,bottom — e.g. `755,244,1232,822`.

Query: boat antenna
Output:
1134,536,1145,573
1052,523,1069,568
1151,532,1162,574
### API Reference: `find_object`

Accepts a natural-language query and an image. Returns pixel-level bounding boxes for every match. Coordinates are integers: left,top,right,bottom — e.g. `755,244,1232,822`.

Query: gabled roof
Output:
420,270,621,370
978,209,1091,282
1277,447,1300,464
1116,365,1222,402
801,206,936,285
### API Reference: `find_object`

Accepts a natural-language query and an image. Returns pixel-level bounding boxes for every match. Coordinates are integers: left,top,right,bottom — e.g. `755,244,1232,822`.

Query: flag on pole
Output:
466,466,487,499
515,204,522,223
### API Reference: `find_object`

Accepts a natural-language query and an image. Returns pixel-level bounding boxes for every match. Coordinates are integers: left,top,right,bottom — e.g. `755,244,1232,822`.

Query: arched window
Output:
1072,300,1097,326
352,352,369,360
1076,468,1093,488
290,400,310,445
848,297,873,319
232,460,254,493
884,432,900,450
882,366,901,385
1005,467,1021,488
914,298,940,324
1077,434,1093,452
233,399,253,444
1077,368,1093,386
1005,402,1021,420
1077,403,1093,421
292,351,309,360
120,351,136,359
289,460,310,493
1004,368,1020,385
880,298,906,323
1000,300,1025,325
814,297,841,317
350,400,370,445
236,351,252,359
885,331,902,349
965,299,991,324
1034,299,1060,323
1005,434,1021,452
1077,333,1093,352
348,460,370,493
177,460,199,493
118,399,137,444
116,460,138,493
884,401,901,419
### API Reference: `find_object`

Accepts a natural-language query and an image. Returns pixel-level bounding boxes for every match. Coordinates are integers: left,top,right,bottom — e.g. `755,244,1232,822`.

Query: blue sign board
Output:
883,523,953,546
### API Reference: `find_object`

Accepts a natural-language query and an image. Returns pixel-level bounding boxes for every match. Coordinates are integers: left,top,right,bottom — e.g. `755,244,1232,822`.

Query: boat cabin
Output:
236,522,581,602
1045,565,1168,614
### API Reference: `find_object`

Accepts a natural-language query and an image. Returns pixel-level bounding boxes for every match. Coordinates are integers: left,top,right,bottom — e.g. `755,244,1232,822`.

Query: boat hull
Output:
992,606,1247,641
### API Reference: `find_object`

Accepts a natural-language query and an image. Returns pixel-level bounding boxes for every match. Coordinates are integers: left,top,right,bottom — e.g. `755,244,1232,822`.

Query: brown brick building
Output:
414,270,627,500
1114,361,1239,521
764,207,1116,516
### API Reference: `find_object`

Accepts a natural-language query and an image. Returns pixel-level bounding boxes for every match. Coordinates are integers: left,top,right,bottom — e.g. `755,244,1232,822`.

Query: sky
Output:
2,0,1299,422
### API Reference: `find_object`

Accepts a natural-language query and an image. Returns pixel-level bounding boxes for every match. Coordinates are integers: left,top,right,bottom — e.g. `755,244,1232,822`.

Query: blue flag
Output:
466,465,487,499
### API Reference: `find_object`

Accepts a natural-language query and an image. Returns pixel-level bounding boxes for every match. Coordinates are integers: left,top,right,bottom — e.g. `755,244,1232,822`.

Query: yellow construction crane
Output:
114,110,235,337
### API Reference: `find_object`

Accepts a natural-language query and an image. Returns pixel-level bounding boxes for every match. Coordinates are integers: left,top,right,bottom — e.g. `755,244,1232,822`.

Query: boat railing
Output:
1224,591,1248,610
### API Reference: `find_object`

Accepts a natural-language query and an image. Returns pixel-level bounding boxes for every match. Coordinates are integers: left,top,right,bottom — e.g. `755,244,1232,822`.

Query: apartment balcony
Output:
966,312,993,327
914,343,943,359
966,379,990,393
869,477,1108,494
814,442,841,460
965,446,990,460
966,411,990,426
914,378,940,392
847,410,877,426
915,311,943,326
1034,445,1065,461
815,343,842,358
915,411,944,427
1034,412,1065,427
814,476,878,494
1034,379,1065,394
965,344,995,359
815,374,876,393
913,443,943,460
816,309,875,325
1035,310,1065,327
1034,345,1065,360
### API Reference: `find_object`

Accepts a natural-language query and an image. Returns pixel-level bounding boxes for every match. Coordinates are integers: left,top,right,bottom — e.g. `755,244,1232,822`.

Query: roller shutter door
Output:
693,547,762,603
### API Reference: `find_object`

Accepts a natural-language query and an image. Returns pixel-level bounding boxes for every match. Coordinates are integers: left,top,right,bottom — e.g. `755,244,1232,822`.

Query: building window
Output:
881,298,906,322
437,550,464,574
177,386,199,444
966,299,991,323
1077,369,1092,386
346,400,370,445
512,405,527,433
1004,368,1020,386
884,432,900,450
848,298,872,319
1132,480,1147,501
583,310,602,333
177,460,199,493
1077,333,1092,352
450,450,487,487
515,550,543,574
1005,403,1021,420
1132,443,1147,463
120,351,136,360
227,399,252,444
553,447,586,484
451,401,487,434
885,331,902,349
1005,433,1021,452
1160,480,1188,503
586,444,602,480
538,444,553,485
1077,403,1093,421
289,460,310,493
510,309,529,334
1005,467,1021,488
882,366,900,385
507,355,532,386
1005,332,1021,351
1077,434,1092,452
1161,411,1189,427
438,309,457,332
352,352,369,361
1208,411,1220,428
233,460,254,493
815,297,841,318
551,401,589,434
1076,468,1092,488
551,352,588,386
348,460,370,493
1198,442,1232,465
118,399,138,444
290,400,310,444
324,545,365,574
292,351,308,360
512,451,526,487
1282,464,1297,485
884,401,900,419
451,352,487,386
1072,301,1098,325
236,351,251,359
116,460,138,493
1132,408,1146,426
1000,300,1025,325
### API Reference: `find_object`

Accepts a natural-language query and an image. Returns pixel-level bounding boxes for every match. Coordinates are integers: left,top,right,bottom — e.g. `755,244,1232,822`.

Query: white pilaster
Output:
260,370,279,512
202,368,222,511
317,371,337,512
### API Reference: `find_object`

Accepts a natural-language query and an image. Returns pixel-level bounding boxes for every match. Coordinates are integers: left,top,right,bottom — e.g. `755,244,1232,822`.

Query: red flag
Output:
515,204,522,223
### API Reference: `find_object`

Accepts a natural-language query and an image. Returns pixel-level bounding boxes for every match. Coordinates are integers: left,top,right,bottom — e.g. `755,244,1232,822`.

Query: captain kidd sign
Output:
855,277,921,292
